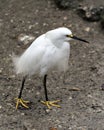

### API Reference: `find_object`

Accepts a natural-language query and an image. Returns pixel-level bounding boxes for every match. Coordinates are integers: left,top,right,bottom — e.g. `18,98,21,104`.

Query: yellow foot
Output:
41,100,61,109
15,98,29,109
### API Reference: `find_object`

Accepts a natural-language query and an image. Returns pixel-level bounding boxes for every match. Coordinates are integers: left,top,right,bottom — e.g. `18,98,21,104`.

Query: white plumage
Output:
13,27,89,109
13,27,72,76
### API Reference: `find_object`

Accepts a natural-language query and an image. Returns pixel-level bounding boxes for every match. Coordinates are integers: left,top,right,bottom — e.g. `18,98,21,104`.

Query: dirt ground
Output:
0,0,104,130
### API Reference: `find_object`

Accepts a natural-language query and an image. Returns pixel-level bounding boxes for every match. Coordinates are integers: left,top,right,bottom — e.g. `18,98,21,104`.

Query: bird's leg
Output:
15,76,29,109
43,74,48,101
41,75,61,109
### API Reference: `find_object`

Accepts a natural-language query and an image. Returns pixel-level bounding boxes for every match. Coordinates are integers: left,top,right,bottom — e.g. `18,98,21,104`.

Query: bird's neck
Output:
52,39,66,48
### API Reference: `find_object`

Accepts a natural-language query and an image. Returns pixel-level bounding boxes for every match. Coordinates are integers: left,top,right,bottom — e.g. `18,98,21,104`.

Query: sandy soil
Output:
0,0,104,130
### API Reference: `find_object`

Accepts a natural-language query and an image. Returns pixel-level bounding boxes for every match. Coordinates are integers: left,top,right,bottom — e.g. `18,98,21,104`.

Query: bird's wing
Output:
13,34,50,75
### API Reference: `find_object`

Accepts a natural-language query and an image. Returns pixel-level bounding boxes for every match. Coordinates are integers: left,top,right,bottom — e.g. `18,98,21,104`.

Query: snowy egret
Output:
13,27,89,109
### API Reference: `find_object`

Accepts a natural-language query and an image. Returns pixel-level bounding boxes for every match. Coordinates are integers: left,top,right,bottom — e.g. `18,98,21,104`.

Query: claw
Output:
15,98,29,109
41,100,61,109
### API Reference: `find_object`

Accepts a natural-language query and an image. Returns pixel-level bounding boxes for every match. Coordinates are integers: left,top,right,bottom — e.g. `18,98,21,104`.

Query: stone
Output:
100,84,104,90
17,34,35,46
100,12,104,29
77,6,104,22
54,0,83,10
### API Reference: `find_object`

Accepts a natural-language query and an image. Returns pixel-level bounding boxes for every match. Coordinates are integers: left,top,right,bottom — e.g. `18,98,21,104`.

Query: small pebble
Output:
63,16,68,20
87,94,92,98
69,96,72,100
58,125,62,128
0,69,2,73
46,109,50,113
85,27,90,32
101,84,104,90
36,92,40,95
21,113,25,116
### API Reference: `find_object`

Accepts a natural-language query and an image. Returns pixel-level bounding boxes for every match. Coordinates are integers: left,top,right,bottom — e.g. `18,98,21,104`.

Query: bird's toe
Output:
41,100,61,109
15,98,29,109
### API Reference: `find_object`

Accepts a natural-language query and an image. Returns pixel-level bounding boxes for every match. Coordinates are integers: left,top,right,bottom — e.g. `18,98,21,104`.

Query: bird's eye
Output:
66,35,69,37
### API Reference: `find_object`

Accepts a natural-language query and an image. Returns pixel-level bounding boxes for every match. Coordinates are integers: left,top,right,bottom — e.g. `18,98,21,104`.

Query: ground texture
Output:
0,0,104,130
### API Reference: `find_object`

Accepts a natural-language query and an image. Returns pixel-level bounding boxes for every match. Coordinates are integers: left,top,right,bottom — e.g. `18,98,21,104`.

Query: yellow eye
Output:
66,34,73,38
70,34,73,38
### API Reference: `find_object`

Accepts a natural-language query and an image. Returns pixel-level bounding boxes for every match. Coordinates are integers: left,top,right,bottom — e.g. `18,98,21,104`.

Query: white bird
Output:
13,27,89,109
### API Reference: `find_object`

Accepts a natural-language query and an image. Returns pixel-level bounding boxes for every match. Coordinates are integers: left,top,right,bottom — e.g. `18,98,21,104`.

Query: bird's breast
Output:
49,42,70,72
40,42,70,75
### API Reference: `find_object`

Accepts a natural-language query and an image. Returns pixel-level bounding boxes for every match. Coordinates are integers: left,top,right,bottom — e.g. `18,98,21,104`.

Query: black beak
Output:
72,35,89,43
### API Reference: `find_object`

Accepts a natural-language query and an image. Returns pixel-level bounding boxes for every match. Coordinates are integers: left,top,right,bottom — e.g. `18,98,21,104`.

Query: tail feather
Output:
12,52,31,75
12,53,21,74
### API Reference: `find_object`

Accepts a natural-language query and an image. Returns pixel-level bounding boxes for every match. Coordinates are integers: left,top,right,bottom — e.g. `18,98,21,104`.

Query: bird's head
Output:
46,27,89,44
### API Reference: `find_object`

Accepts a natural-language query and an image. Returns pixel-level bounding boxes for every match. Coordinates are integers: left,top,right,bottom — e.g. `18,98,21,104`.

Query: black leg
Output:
18,76,27,98
43,74,49,101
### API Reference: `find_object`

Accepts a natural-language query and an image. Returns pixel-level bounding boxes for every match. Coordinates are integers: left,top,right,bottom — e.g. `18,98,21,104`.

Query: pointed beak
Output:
71,35,89,43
